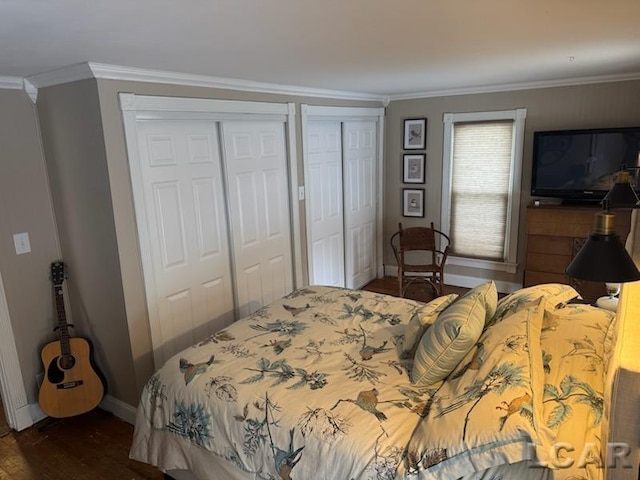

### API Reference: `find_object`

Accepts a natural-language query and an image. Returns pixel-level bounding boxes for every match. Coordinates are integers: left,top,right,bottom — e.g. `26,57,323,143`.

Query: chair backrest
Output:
391,222,451,262
399,224,437,252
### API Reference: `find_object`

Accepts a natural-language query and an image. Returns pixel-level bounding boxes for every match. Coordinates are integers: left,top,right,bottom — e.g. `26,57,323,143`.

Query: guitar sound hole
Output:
58,355,76,370
46,357,64,384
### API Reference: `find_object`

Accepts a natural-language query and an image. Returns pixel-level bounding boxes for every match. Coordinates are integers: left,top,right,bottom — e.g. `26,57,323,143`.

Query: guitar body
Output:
38,337,104,418
39,261,105,418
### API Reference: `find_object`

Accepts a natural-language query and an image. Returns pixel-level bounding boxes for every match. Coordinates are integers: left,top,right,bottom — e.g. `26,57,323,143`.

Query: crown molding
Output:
388,71,640,101
23,79,37,103
0,76,36,103
0,76,25,90
25,62,386,102
89,63,385,101
25,62,94,89
20,62,640,104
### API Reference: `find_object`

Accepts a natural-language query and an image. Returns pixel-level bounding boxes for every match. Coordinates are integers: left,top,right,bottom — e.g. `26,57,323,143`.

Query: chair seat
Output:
401,263,439,273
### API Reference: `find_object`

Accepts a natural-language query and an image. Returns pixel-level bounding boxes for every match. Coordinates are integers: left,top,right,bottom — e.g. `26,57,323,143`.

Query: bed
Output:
130,282,631,480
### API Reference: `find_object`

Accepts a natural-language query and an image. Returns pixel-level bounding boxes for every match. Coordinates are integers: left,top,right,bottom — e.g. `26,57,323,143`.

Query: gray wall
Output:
0,88,60,404
37,79,140,405
384,80,640,288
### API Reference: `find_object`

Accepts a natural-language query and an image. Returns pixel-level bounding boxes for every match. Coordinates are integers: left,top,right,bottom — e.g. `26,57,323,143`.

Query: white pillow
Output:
411,281,497,386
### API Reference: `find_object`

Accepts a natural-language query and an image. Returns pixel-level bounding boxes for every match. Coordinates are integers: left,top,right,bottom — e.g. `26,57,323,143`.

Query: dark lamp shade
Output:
566,233,640,283
603,180,640,209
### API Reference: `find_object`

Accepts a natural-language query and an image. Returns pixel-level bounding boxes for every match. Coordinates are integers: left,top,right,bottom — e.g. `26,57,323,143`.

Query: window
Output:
441,109,526,273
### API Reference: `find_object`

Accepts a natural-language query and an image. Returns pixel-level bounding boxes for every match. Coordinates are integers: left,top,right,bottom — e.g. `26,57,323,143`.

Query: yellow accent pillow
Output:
411,281,498,386
490,283,579,327
403,294,459,359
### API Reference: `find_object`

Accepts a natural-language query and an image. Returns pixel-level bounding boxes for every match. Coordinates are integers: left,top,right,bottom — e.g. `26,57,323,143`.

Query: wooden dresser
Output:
524,204,632,304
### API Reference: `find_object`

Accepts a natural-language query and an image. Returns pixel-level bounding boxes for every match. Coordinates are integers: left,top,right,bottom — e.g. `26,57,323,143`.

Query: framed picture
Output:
403,118,427,150
402,188,425,217
403,153,425,184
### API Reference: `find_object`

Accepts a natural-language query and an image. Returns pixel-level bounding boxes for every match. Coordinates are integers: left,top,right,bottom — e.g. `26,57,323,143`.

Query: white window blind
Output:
441,108,526,273
450,121,513,260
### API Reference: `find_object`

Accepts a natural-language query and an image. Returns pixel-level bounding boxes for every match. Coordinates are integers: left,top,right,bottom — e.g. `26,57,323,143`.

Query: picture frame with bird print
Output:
403,118,427,150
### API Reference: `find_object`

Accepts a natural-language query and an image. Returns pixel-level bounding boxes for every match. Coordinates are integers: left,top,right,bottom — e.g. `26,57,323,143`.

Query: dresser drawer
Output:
523,270,569,287
527,207,595,237
526,252,572,274
527,235,573,255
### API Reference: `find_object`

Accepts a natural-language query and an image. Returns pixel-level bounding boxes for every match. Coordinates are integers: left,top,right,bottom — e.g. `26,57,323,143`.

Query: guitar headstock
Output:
50,261,67,287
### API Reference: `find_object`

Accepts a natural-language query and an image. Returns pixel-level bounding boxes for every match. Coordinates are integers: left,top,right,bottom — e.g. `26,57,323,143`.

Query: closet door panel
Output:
153,181,187,268
238,263,263,317
306,121,345,287
193,177,223,257
135,120,234,365
235,172,260,245
343,121,377,289
222,121,293,317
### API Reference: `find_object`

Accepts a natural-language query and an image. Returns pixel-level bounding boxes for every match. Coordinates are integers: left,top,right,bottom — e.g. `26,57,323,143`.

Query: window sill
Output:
448,256,518,274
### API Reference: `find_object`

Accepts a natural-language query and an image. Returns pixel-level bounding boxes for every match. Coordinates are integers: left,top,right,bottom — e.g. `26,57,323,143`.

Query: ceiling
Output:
2,0,640,97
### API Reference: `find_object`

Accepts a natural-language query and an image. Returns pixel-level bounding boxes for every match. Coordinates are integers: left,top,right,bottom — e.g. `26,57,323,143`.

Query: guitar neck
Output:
54,283,72,356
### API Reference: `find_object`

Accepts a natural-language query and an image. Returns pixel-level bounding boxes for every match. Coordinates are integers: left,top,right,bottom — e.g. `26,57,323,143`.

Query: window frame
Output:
441,108,526,274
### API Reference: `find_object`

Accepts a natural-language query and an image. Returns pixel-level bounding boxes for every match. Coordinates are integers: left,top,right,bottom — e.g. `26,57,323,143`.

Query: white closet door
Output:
343,121,377,289
222,121,294,317
306,121,345,287
135,120,234,365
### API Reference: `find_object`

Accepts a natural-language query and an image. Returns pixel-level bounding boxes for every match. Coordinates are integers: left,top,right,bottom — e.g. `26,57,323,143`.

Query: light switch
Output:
13,232,31,255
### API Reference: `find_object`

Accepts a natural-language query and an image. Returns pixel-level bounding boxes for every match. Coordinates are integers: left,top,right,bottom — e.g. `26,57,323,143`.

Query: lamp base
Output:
595,295,619,312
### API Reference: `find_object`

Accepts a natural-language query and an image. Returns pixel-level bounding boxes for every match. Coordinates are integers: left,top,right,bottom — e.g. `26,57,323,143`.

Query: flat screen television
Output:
531,126,640,203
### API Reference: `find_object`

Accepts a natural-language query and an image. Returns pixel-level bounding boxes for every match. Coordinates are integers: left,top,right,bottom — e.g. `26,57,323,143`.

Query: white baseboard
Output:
8,403,42,431
25,394,138,430
28,403,47,429
99,394,138,424
383,266,522,294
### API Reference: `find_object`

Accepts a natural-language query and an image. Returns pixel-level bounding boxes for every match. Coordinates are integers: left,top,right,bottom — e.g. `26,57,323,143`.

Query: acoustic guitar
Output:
38,261,105,418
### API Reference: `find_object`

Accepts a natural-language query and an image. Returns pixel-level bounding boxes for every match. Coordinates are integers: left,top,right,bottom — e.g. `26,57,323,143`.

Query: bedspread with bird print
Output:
129,286,595,480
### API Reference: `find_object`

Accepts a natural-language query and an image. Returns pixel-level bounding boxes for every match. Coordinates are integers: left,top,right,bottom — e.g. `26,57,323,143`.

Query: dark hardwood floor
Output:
362,276,470,302
0,394,9,438
0,277,466,480
0,410,162,480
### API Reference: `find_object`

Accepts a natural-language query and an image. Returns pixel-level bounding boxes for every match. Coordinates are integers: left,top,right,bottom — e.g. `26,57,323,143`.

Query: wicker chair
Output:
390,222,451,298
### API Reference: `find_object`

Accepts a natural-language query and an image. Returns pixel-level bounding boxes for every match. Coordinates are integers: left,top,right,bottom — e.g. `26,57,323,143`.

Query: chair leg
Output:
398,267,404,297
426,279,440,297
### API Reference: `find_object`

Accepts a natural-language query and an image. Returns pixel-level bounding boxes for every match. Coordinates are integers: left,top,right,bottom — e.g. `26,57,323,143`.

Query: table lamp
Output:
566,164,640,309
565,200,640,309
603,167,640,209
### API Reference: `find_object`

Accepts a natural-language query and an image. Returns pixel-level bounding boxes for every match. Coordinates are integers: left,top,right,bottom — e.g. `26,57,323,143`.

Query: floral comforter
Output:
130,286,603,480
